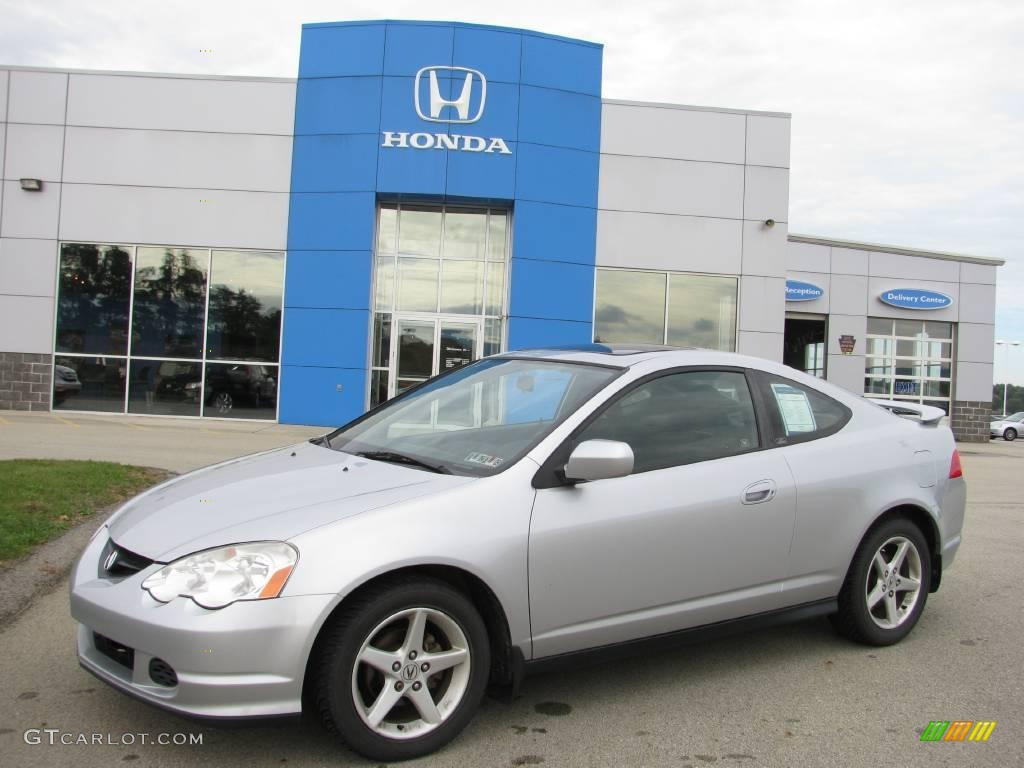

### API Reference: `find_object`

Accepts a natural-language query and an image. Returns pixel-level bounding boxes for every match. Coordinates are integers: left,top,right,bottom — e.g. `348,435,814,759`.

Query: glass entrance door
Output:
391,316,482,398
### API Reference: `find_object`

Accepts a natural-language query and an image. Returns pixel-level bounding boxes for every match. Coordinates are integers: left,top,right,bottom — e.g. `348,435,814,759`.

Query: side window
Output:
575,370,759,473
758,373,850,444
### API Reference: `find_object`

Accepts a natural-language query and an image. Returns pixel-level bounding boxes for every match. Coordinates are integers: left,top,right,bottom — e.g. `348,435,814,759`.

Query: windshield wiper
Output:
353,451,451,474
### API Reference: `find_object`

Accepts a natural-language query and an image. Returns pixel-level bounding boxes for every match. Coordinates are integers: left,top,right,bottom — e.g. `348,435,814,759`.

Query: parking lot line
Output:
52,415,80,428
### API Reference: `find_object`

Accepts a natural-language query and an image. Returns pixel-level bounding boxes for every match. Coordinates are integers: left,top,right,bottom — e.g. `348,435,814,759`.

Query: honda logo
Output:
414,66,486,124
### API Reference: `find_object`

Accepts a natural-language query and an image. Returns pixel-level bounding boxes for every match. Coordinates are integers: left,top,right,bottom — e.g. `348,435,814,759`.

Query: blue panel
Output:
514,143,599,208
299,24,386,78
466,80,518,141
520,35,602,96
284,251,372,310
282,308,369,369
512,201,596,265
383,23,454,76
518,86,600,151
509,259,594,323
453,27,522,83
377,144,447,197
294,77,382,135
381,76,441,136
445,143,516,200
507,317,592,350
287,192,375,251
279,366,368,427
291,135,378,193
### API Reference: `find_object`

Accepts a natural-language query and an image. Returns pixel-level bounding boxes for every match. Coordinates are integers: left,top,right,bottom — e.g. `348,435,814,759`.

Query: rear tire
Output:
830,517,931,646
1005,428,1017,441
312,577,490,761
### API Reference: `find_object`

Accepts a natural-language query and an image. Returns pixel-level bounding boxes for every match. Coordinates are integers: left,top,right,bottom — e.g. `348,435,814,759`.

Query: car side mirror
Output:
564,440,634,483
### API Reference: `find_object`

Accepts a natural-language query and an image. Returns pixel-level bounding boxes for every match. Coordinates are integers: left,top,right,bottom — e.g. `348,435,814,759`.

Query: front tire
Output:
830,517,931,646
1005,428,1017,441
312,577,490,761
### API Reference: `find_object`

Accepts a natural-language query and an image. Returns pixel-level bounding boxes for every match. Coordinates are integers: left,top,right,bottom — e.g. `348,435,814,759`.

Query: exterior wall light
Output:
763,218,776,228
19,178,43,192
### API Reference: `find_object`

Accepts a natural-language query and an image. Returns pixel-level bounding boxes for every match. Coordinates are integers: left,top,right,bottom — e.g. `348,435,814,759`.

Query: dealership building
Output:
0,20,1003,440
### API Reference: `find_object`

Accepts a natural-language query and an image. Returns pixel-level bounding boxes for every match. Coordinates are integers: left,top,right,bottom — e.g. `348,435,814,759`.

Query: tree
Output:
992,384,1024,417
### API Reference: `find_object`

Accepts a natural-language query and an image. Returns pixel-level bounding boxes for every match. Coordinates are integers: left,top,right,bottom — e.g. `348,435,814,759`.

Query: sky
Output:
1,0,1021,381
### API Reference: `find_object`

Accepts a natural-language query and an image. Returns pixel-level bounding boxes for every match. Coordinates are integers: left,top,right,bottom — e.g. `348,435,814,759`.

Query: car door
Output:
527,368,797,658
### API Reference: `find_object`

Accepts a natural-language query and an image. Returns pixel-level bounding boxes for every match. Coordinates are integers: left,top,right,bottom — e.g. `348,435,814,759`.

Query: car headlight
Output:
184,381,201,390
142,542,297,609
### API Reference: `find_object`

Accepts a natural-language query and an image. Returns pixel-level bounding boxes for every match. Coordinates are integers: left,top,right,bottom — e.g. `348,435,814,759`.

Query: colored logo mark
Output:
920,720,996,742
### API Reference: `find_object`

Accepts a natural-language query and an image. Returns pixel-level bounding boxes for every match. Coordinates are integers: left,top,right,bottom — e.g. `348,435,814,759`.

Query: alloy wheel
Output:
350,607,471,740
864,535,923,629
214,392,233,414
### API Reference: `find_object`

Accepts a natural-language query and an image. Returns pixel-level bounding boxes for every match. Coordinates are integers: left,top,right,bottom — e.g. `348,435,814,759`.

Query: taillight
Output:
949,449,963,479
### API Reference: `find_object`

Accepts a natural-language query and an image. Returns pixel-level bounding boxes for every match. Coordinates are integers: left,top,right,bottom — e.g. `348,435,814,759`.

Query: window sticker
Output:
464,452,504,468
770,383,816,435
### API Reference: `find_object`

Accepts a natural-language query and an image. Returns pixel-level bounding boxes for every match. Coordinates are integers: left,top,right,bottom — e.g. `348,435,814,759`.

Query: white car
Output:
990,411,1024,440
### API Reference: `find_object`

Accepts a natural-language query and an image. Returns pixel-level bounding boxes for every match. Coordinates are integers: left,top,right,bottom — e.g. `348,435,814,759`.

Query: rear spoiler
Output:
869,399,946,425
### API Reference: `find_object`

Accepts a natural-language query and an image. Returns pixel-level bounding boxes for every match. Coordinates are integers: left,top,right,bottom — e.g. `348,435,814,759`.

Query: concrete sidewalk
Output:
0,411,325,473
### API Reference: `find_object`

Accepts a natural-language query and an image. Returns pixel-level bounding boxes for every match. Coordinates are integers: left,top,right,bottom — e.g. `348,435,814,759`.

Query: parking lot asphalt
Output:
1,436,1022,767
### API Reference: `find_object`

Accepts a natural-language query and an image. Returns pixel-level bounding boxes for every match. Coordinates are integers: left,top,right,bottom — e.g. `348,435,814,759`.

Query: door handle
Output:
742,479,777,505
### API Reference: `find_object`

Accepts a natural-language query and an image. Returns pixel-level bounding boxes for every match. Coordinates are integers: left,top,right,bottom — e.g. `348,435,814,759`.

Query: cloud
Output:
2,0,1021,376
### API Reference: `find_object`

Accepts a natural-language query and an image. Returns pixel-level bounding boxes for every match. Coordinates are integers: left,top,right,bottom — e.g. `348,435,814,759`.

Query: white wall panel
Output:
786,240,830,273
0,70,8,122
745,116,790,168
0,238,57,297
957,283,997,324
0,179,60,239
600,103,745,164
825,313,867,356
742,220,787,278
598,154,744,219
3,123,64,181
830,274,869,316
738,275,785,334
63,126,292,191
959,262,997,285
596,210,742,274
737,330,783,361
868,251,959,282
743,165,789,223
825,352,866,395
955,361,994,402
830,246,869,276
8,71,67,125
0,295,53,352
956,323,994,364
59,183,288,250
67,74,296,135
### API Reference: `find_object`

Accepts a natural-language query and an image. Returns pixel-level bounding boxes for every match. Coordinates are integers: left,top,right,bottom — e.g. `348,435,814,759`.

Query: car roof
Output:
497,344,768,370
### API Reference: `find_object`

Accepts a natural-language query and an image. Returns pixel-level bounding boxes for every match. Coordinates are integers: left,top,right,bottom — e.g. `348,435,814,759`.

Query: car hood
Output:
991,421,1011,427
107,442,473,562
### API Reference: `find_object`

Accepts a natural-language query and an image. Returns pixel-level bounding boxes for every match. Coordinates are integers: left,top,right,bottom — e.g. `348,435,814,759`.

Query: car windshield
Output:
325,358,620,476
1008,412,1024,421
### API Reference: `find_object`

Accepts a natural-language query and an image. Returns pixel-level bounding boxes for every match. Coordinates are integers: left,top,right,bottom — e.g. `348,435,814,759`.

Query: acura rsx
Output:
70,345,966,761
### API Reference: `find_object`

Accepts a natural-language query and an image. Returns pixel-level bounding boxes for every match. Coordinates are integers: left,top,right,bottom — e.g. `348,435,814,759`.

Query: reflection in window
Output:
593,270,666,344
55,244,132,355
440,260,484,315
131,248,209,359
206,250,284,362
396,257,440,313
443,209,487,259
203,363,278,420
594,269,738,351
398,206,442,257
52,355,126,413
128,359,201,417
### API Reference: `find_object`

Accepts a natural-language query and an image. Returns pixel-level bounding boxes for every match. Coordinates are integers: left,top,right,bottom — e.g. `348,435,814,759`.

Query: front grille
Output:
99,538,154,578
149,658,178,687
93,632,134,671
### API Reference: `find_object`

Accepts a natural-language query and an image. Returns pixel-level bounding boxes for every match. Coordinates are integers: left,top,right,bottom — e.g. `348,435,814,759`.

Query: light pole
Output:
995,339,1020,417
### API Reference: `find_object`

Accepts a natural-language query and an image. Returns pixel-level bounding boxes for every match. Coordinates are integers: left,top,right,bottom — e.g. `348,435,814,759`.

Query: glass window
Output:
442,209,487,259
867,317,893,335
374,255,395,313
594,270,667,344
203,363,278,420
52,355,126,413
487,213,508,261
55,244,133,355
577,370,759,473
865,318,954,411
128,359,201,417
377,205,397,253
206,250,284,362
484,261,505,317
130,247,209,359
398,206,442,258
440,260,484,315
396,257,440,312
666,274,737,350
759,373,851,444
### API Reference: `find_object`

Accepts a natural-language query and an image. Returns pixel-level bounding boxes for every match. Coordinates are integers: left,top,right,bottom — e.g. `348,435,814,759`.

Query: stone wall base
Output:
0,352,52,411
951,400,991,443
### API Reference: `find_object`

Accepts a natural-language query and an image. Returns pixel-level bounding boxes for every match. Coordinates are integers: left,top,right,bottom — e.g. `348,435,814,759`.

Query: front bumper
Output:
70,531,335,718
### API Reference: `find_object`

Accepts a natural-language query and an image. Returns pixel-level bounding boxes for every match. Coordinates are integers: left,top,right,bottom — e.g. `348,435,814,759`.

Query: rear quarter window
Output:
755,372,851,446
